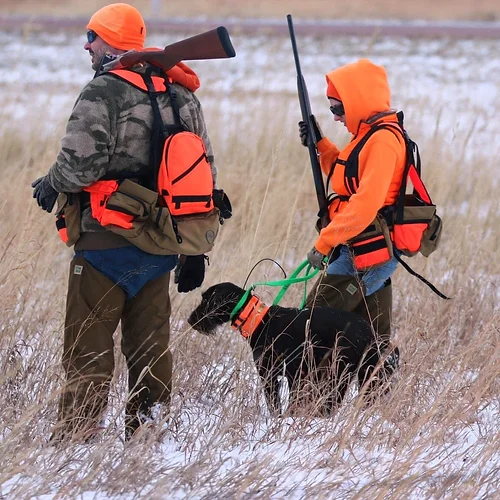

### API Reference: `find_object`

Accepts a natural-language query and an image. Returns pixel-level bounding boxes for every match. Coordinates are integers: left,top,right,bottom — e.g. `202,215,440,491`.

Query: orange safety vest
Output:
325,121,403,269
329,114,436,269
72,68,214,239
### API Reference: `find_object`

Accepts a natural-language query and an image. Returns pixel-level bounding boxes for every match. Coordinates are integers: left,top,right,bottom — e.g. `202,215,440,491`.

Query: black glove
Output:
298,115,323,147
32,176,58,213
307,247,327,270
174,255,208,293
212,189,232,220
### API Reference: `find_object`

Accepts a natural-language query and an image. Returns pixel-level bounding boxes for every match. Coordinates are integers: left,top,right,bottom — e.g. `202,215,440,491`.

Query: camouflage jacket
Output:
48,65,216,234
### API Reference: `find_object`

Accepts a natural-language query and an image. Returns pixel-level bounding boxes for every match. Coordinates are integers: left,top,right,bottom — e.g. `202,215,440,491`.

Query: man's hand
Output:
32,176,59,213
298,114,323,147
174,255,208,293
307,247,327,270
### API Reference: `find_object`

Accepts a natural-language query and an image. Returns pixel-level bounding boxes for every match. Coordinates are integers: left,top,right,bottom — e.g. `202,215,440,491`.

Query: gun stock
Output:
103,27,236,72
287,14,329,229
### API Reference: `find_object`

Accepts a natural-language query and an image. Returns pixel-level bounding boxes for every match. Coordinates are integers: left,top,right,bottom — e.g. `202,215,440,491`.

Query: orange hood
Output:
325,59,391,135
165,61,200,92
142,48,200,92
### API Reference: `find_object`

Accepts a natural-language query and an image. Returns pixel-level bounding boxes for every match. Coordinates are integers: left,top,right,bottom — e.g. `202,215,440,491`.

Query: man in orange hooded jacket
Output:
299,59,405,373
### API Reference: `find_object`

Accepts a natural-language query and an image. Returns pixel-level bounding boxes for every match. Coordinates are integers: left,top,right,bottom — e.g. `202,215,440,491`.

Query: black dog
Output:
188,282,385,415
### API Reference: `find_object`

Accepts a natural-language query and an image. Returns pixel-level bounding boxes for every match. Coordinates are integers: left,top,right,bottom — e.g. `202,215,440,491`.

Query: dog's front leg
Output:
283,356,303,414
252,346,282,416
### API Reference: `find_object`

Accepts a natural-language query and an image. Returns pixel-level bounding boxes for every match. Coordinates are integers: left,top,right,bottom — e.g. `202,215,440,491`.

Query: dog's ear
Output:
226,282,246,296
188,282,242,335
200,284,218,300
200,283,245,307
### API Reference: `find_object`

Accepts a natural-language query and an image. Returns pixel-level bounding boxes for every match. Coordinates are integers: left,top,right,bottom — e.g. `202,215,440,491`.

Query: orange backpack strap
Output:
140,67,186,189
341,121,404,196
393,132,432,225
108,69,167,92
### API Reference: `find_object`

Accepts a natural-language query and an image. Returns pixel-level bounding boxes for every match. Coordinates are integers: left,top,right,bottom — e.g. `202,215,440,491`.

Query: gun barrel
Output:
287,15,303,80
287,14,329,225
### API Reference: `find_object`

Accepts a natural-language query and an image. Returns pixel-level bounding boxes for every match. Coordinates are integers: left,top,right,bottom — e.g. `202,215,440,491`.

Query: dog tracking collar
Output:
231,295,270,338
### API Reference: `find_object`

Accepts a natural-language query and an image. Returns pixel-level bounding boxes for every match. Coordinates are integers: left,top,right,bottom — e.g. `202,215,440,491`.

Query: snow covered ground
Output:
1,26,499,499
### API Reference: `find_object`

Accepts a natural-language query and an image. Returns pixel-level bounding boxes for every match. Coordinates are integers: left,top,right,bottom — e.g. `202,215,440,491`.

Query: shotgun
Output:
103,26,236,72
287,14,329,229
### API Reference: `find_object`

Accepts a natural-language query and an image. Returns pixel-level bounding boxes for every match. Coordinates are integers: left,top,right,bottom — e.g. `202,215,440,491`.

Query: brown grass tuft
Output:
0,29,499,498
2,0,500,22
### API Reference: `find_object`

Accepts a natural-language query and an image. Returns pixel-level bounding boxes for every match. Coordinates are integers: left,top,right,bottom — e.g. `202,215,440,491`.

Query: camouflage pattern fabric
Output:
47,66,216,234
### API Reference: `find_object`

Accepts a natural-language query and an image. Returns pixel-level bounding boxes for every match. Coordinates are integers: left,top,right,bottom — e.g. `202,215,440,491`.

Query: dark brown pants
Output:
305,274,397,398
306,273,393,345
56,255,172,439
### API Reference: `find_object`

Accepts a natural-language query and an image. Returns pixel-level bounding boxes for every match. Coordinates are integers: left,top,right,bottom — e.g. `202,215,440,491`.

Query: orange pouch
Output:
84,180,136,229
55,193,81,247
351,234,392,270
350,214,394,270
392,195,437,257
393,222,428,255
158,131,214,216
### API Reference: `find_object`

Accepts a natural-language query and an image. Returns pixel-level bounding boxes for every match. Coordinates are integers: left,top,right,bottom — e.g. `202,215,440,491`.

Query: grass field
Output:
2,0,500,21
0,24,499,500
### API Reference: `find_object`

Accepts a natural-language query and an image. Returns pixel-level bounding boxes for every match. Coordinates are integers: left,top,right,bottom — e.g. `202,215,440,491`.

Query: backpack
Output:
56,67,232,256
137,66,223,252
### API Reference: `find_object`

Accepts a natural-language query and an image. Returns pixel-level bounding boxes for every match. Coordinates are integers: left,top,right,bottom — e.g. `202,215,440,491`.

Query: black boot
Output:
354,278,393,349
355,279,400,397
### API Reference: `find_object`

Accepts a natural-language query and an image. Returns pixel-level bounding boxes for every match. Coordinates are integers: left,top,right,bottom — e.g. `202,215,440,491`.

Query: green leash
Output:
229,259,320,322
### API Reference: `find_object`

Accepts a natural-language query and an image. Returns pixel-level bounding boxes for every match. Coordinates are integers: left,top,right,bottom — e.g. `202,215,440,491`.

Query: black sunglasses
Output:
87,30,98,43
329,102,345,117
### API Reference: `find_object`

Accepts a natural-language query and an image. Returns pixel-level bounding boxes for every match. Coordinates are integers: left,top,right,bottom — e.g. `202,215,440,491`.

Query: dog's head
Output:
188,282,246,335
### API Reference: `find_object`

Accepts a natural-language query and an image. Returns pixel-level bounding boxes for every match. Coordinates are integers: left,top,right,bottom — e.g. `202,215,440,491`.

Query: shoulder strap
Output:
342,122,403,196
106,68,166,92
140,66,189,189
165,82,184,133
141,67,168,190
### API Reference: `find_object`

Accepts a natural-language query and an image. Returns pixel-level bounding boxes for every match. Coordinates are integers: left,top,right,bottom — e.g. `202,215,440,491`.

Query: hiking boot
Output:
354,278,393,349
354,280,400,403
125,403,170,442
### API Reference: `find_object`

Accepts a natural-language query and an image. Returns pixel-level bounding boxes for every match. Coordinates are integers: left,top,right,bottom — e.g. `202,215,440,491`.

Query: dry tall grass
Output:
2,0,500,22
0,31,499,499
